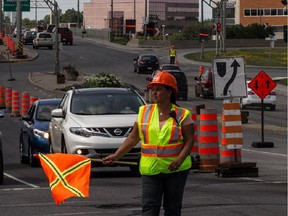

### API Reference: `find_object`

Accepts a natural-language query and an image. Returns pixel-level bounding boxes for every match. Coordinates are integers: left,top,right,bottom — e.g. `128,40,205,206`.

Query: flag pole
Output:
91,158,138,166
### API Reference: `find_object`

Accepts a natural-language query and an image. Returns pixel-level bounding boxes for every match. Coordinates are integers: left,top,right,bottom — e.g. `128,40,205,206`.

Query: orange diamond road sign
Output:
249,70,277,99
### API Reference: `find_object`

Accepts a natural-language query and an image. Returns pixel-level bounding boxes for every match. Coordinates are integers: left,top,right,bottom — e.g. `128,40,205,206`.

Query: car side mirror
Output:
51,109,64,118
21,115,31,121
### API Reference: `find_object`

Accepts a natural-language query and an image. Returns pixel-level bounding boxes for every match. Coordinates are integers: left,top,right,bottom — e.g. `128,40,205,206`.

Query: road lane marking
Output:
4,173,40,188
242,148,287,157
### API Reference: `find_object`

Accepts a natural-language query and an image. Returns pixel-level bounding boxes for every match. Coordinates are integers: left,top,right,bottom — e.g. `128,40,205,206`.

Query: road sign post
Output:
249,70,277,148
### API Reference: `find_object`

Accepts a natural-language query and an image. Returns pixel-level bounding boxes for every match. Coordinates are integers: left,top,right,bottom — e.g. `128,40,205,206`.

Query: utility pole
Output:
144,0,147,39
77,0,80,28
0,0,3,35
222,0,226,52
43,0,60,75
54,0,60,74
110,0,113,41
16,0,22,42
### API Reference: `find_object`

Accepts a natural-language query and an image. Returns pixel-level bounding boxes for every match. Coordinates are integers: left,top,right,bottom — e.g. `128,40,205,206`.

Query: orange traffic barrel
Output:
190,108,199,167
11,90,20,117
220,100,243,164
199,108,220,171
5,87,12,112
0,86,5,109
30,96,38,108
21,92,30,116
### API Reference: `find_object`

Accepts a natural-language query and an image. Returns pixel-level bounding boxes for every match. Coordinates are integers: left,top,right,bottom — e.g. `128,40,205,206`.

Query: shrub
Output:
82,72,123,88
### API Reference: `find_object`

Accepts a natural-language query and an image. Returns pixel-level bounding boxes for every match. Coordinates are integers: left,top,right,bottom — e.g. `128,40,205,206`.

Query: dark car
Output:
194,68,214,99
0,110,4,184
20,98,61,167
22,31,36,44
133,54,160,74
150,64,188,101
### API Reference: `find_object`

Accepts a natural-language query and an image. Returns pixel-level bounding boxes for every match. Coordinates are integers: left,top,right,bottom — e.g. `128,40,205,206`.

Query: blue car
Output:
20,98,61,167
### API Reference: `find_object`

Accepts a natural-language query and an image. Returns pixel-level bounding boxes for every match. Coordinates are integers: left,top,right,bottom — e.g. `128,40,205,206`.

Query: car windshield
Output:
71,92,144,115
170,72,186,82
36,104,59,121
39,33,51,38
142,55,157,61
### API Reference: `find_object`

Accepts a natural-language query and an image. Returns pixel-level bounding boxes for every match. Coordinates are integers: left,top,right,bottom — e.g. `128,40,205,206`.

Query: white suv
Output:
49,87,146,173
33,32,53,49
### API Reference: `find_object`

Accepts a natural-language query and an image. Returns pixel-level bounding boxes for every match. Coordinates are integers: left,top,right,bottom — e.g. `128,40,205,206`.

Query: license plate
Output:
147,67,152,70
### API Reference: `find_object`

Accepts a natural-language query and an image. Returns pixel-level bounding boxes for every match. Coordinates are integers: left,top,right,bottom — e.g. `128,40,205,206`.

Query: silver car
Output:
33,32,53,49
49,87,146,173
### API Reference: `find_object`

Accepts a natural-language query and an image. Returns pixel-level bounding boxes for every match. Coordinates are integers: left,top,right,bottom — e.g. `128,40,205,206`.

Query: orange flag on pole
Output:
38,153,91,205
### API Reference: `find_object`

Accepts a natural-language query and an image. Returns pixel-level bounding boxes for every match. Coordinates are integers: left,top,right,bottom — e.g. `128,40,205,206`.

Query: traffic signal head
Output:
217,23,221,32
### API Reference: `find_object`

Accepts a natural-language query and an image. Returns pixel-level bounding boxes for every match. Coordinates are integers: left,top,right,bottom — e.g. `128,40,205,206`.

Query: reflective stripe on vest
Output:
140,104,186,158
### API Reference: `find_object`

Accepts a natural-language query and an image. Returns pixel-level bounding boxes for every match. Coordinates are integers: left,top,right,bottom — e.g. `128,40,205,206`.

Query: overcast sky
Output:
20,0,212,21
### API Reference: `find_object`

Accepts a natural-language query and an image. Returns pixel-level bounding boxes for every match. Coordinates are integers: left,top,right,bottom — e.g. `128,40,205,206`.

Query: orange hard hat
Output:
147,72,178,93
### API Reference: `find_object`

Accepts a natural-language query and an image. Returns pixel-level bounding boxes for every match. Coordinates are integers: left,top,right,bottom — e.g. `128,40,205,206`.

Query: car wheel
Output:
20,138,29,164
270,105,276,111
29,145,38,167
0,150,3,185
61,137,67,153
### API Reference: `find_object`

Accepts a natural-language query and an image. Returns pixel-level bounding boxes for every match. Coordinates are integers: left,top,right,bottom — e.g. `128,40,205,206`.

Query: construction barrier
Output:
5,87,12,112
21,92,30,116
220,100,243,164
11,90,21,117
0,86,5,109
30,96,38,108
198,108,220,171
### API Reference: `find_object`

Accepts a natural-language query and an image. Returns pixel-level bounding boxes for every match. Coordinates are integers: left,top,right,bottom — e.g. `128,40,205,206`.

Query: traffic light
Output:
217,23,221,33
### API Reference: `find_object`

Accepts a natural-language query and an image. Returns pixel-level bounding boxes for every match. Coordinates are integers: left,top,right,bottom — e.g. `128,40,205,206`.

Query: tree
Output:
60,9,83,24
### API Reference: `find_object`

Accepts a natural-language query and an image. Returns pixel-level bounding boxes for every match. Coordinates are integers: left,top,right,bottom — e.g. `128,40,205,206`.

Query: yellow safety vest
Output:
169,49,176,57
138,104,192,175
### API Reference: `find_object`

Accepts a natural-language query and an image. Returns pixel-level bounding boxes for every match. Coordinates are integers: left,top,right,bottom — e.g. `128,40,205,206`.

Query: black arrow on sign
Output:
255,80,259,90
223,60,240,96
266,80,270,89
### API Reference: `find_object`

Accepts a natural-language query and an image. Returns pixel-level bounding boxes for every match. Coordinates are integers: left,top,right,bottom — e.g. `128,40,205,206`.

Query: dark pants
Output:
170,56,175,64
142,170,189,216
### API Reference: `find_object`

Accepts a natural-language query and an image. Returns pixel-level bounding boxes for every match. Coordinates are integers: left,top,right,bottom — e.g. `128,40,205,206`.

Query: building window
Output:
244,9,250,16
251,9,257,16
278,9,284,15
271,9,277,15
258,9,264,16
264,9,271,16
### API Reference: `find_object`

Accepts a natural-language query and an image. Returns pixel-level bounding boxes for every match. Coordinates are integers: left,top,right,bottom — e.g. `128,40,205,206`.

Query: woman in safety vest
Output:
169,45,177,64
103,71,195,216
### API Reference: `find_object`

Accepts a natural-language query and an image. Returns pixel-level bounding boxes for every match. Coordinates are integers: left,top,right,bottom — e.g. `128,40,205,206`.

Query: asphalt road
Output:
0,38,287,216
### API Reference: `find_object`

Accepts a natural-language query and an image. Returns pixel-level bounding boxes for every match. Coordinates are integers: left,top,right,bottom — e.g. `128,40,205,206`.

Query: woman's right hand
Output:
102,154,118,165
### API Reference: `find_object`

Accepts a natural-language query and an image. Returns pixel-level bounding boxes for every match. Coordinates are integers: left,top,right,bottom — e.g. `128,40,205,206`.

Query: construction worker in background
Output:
169,45,177,64
103,72,195,216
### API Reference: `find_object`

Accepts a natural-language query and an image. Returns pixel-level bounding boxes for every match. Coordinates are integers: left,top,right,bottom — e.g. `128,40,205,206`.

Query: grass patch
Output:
184,48,287,67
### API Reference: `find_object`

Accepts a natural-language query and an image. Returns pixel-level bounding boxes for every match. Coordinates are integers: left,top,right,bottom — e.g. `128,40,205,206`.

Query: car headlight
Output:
70,127,96,137
33,129,49,140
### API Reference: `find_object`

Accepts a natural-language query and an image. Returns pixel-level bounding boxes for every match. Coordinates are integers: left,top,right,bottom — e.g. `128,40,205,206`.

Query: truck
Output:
57,27,73,45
